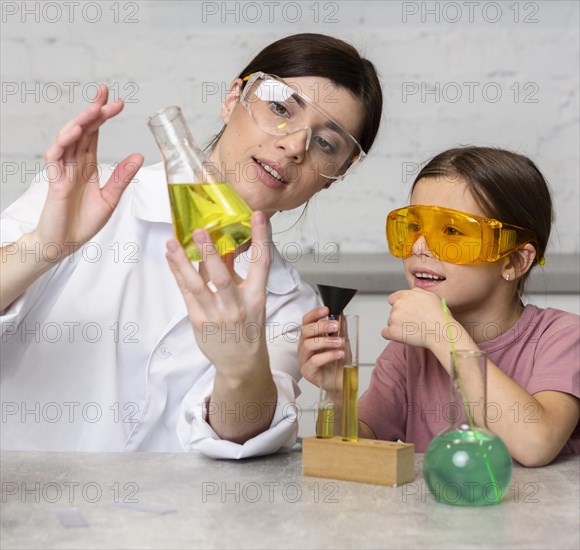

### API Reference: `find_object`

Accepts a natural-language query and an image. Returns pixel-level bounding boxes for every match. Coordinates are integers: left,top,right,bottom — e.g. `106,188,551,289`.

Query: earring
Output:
504,274,510,281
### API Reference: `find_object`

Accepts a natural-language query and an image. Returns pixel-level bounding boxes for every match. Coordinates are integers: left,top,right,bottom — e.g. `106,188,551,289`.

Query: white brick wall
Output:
1,1,578,254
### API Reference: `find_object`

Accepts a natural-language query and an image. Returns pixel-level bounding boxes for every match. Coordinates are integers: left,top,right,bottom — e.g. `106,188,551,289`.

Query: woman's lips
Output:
252,157,288,190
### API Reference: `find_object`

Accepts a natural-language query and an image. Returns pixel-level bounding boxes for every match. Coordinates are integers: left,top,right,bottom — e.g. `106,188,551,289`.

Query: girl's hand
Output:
165,211,273,379
298,306,344,388
31,84,143,260
381,288,454,353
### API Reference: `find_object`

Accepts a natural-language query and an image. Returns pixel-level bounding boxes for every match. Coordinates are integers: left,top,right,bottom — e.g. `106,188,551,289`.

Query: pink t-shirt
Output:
359,305,580,454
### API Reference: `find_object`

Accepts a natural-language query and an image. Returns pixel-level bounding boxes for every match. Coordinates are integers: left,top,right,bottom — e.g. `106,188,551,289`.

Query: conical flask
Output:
423,350,512,505
148,106,252,262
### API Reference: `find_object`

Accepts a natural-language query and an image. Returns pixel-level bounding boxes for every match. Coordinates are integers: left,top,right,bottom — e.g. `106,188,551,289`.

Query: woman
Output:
0,33,383,457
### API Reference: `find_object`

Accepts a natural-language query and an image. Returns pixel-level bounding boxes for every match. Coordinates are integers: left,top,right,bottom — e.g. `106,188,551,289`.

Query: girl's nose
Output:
412,234,435,258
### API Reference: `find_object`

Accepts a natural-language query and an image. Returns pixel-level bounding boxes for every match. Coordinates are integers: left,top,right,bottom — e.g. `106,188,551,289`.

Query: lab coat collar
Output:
233,242,299,296
130,162,172,223
129,163,299,296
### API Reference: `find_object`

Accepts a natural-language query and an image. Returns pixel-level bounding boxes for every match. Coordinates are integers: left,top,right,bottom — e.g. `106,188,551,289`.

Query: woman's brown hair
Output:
207,33,383,156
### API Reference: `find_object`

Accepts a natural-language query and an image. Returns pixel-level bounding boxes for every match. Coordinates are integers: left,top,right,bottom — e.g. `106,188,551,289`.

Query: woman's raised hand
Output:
32,84,143,259
165,212,273,378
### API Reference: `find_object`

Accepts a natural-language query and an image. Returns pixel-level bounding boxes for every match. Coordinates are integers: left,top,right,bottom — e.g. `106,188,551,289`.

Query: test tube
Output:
316,314,342,438
314,285,358,439
341,315,359,442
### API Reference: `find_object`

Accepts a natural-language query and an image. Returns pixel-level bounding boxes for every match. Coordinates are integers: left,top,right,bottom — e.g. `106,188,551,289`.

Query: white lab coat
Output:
0,163,319,457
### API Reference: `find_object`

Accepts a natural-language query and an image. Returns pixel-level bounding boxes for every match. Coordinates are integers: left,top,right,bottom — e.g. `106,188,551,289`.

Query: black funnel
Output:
317,284,358,319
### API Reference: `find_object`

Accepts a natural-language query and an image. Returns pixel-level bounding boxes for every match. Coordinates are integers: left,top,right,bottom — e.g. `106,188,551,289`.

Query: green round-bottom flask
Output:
423,427,512,506
424,349,513,506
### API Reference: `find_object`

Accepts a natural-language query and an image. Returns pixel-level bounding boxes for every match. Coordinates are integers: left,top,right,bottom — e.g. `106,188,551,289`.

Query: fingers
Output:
381,326,394,341
301,349,344,384
46,85,124,167
72,86,124,158
388,290,405,305
86,82,110,108
302,306,329,325
220,252,244,286
245,211,272,295
57,102,101,141
301,316,342,342
300,318,339,341
170,212,274,324
44,124,82,163
165,239,215,313
300,329,343,354
101,154,144,210
44,125,83,184
298,314,344,385
193,230,242,308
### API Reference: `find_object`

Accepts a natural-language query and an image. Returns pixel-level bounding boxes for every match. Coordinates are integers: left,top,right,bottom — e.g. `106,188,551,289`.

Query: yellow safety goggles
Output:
386,205,543,265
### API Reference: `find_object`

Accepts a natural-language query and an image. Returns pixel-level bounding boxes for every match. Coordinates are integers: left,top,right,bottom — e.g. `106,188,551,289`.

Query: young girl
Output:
299,147,579,467
0,33,383,457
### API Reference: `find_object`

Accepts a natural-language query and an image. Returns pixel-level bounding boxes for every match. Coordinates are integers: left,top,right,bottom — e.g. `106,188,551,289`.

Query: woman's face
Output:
211,75,366,217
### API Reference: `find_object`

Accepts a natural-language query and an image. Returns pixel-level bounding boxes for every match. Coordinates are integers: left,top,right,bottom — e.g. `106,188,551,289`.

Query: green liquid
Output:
341,365,358,442
168,183,252,262
423,429,512,506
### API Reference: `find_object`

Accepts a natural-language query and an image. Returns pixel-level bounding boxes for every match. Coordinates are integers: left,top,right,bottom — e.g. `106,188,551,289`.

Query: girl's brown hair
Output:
412,146,553,298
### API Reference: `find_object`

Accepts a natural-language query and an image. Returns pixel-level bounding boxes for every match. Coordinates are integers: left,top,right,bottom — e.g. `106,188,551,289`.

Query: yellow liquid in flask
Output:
168,182,252,262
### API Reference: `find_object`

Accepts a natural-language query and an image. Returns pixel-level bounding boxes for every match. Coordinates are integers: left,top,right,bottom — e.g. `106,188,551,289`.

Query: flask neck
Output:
448,350,488,432
148,106,219,183
148,106,195,158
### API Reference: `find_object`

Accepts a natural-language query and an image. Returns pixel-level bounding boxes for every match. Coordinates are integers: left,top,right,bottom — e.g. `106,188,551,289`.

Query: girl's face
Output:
405,176,509,316
212,76,365,217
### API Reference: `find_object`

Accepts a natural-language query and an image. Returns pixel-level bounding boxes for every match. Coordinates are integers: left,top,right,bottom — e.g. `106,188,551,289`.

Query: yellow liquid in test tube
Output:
316,402,336,438
341,365,358,442
168,182,252,262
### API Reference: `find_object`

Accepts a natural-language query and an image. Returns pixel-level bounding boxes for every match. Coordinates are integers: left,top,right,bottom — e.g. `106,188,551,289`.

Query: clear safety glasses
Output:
386,204,543,265
240,72,365,180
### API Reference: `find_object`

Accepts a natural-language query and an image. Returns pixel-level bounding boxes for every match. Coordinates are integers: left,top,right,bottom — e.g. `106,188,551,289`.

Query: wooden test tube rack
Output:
302,436,415,487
